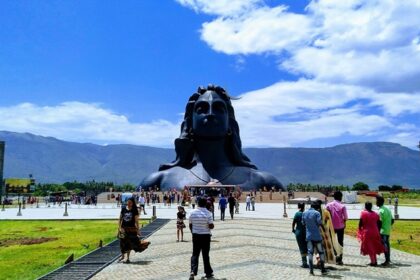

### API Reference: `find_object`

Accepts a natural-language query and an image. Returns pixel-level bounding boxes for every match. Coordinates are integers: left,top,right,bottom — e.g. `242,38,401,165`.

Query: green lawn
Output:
346,220,420,256
0,220,148,280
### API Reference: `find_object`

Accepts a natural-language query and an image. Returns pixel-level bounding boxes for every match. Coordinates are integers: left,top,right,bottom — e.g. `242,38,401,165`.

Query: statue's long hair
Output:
159,85,257,171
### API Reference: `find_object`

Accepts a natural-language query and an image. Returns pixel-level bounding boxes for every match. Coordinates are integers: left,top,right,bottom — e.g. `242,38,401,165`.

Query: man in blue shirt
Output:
302,201,327,275
218,194,227,221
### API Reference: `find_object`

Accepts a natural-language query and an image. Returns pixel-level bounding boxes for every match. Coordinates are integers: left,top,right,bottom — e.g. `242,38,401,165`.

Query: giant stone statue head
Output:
159,85,256,171
141,84,283,190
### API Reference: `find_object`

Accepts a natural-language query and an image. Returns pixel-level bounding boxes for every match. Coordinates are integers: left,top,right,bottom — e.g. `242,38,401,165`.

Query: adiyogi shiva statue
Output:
141,85,283,191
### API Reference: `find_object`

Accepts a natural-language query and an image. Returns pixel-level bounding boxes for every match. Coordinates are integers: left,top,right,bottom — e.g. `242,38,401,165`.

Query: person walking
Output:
357,202,385,266
228,193,236,219
189,197,214,280
292,203,308,268
117,197,144,263
326,191,348,265
176,206,186,242
376,196,394,266
138,194,147,215
302,201,327,275
245,194,251,211
206,196,215,221
320,201,342,265
251,195,256,211
219,194,227,221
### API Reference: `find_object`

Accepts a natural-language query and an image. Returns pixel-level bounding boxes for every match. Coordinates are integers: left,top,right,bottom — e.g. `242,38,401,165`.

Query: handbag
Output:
138,240,150,252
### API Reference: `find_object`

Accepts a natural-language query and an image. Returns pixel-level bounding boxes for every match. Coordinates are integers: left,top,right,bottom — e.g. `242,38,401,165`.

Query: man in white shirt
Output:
189,197,214,280
138,194,147,215
246,194,251,211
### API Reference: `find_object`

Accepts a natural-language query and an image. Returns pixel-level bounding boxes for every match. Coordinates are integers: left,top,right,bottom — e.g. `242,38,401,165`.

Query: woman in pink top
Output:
357,202,385,266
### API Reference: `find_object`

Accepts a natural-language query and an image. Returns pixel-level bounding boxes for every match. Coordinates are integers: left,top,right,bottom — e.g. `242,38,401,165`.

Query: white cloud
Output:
180,0,420,91
370,92,420,116
235,79,372,117
0,102,180,147
175,0,420,148
385,129,420,148
283,45,420,92
0,85,417,148
233,80,395,147
200,6,313,54
2,1,419,150
175,0,263,16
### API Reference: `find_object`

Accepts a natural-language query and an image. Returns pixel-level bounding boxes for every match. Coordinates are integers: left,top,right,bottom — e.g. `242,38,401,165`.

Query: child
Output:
177,206,186,242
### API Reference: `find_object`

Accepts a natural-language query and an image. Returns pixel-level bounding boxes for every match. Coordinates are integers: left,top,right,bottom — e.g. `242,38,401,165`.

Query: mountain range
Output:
1,131,419,188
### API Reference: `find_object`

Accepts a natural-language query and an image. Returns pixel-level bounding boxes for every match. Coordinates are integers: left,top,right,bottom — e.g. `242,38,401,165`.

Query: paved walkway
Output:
1,203,419,220
93,219,420,280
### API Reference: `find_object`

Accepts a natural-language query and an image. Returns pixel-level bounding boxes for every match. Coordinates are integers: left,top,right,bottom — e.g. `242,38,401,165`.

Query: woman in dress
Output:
357,202,385,266
176,206,186,242
292,202,308,268
118,197,141,263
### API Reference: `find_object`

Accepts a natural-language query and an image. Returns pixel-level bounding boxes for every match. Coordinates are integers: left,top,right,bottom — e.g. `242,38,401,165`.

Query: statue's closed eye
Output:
212,101,226,113
195,102,209,114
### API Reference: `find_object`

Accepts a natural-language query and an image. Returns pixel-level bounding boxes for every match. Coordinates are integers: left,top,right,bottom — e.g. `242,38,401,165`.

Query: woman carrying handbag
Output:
118,197,150,263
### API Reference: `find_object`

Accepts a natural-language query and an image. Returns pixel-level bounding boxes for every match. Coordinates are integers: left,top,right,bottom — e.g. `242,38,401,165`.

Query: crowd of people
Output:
116,189,395,279
292,191,394,276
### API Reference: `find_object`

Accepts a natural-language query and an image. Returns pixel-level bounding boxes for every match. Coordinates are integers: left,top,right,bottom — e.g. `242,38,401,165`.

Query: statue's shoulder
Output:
251,169,283,190
140,167,190,188
140,171,164,188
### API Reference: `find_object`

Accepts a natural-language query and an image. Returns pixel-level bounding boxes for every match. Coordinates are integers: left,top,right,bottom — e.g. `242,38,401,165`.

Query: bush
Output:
378,185,391,191
352,181,369,191
391,185,403,191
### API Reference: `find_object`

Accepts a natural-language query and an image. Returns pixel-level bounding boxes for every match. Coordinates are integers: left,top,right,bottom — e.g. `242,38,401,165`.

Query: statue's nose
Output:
206,105,215,117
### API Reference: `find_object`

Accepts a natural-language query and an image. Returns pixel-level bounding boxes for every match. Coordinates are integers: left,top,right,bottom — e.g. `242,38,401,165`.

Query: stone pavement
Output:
93,218,420,280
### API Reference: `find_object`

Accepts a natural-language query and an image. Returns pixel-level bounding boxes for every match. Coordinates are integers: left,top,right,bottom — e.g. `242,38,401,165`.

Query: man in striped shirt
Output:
189,197,214,280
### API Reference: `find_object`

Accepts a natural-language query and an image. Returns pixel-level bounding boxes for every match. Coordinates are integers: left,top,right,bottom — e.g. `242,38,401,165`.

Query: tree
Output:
352,181,369,191
378,185,391,191
391,185,403,191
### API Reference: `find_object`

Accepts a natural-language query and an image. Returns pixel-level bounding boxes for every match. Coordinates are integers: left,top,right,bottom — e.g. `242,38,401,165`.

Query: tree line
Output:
30,180,417,197
32,180,136,196
286,182,411,192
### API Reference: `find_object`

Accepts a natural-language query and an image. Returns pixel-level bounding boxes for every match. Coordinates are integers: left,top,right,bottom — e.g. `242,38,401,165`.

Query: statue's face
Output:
192,91,229,138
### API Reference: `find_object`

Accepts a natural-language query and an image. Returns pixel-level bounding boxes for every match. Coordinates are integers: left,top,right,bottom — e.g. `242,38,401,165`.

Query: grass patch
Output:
358,192,420,206
346,220,420,256
0,220,148,280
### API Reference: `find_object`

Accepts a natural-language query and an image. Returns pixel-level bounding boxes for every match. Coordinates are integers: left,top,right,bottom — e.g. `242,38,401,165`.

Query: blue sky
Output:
0,0,419,148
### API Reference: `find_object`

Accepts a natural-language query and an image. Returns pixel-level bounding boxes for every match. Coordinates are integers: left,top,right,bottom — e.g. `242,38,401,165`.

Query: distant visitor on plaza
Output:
141,85,283,190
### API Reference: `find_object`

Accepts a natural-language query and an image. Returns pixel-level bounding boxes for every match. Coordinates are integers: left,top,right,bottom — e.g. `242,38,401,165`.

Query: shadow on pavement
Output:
126,260,153,265
341,263,367,268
